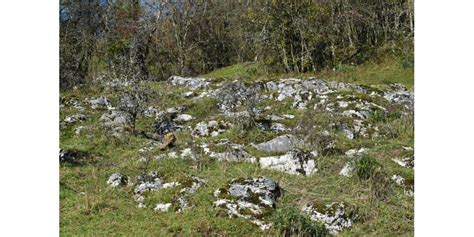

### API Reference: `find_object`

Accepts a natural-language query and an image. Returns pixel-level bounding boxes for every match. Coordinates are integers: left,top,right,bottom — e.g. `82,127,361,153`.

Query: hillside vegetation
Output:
60,58,414,236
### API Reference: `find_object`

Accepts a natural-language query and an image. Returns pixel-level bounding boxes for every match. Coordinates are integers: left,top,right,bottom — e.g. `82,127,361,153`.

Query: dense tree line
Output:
60,0,414,89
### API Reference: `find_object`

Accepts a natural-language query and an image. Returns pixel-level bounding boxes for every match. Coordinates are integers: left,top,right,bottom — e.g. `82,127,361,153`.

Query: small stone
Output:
345,148,368,158
180,148,194,159
107,173,130,187
259,150,317,175
339,163,354,177
302,202,356,234
252,135,303,153
154,203,172,212
174,114,193,122
64,114,87,123
192,122,209,137
214,177,281,230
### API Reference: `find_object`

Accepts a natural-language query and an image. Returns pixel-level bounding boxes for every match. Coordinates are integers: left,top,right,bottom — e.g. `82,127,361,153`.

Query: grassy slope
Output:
60,58,414,236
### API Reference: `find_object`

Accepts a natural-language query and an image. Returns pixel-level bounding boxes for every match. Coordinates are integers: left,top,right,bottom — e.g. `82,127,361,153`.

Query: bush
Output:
354,155,380,180
272,207,329,237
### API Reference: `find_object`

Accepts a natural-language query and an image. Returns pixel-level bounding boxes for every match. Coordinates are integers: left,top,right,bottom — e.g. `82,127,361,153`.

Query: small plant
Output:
354,155,380,180
271,207,329,237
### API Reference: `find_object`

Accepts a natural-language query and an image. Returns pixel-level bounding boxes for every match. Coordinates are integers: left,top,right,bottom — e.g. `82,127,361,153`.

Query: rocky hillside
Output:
60,74,414,236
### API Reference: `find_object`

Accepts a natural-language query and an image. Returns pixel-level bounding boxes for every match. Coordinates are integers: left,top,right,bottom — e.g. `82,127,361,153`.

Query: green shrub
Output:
355,155,380,180
271,207,329,237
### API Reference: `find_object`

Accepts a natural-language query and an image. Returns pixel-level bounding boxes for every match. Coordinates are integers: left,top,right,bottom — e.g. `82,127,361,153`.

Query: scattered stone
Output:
183,91,195,97
99,110,133,137
391,174,414,196
64,99,84,111
64,114,87,123
209,141,256,163
345,148,368,158
392,157,414,168
107,173,131,187
257,121,289,132
252,135,303,153
259,150,317,175
214,177,282,230
143,106,161,117
174,114,193,122
87,96,113,110
383,84,414,110
74,125,90,135
302,202,356,234
180,148,195,159
339,163,354,177
134,171,163,194
154,203,172,212
168,76,211,89
192,120,231,137
59,149,92,165
100,110,133,127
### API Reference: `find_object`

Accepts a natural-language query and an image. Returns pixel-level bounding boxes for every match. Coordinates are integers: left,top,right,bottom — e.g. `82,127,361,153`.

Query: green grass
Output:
200,56,414,91
61,56,414,236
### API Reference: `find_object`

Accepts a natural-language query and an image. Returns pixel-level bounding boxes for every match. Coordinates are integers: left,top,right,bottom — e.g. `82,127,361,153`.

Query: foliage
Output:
355,155,380,180
271,206,329,237
60,0,414,89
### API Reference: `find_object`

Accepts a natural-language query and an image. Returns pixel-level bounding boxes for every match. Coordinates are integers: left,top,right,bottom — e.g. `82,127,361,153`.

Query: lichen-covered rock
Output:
168,76,211,90
142,106,161,118
59,149,91,165
99,110,133,138
345,148,368,158
100,110,133,127
133,171,163,194
267,78,333,109
213,177,282,230
210,80,262,115
256,120,289,132
192,120,231,137
302,202,357,234
383,84,414,110
339,163,354,177
74,125,90,135
174,114,193,122
392,156,414,168
391,174,414,196
259,150,317,175
87,96,113,110
64,114,87,123
107,173,131,187
252,135,303,153
208,141,256,163
64,99,84,111
154,203,172,212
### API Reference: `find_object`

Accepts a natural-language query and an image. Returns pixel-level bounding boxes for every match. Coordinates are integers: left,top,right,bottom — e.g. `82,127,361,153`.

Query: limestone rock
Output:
259,150,317,175
100,110,133,127
134,171,163,194
107,173,131,187
64,114,87,123
168,76,211,90
87,96,113,110
253,135,303,153
339,163,354,177
174,114,193,122
154,203,172,212
209,141,256,163
302,202,356,234
214,177,282,230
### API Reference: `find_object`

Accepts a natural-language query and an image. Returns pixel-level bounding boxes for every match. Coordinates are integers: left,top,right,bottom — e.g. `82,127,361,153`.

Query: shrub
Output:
354,155,380,180
272,207,329,237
